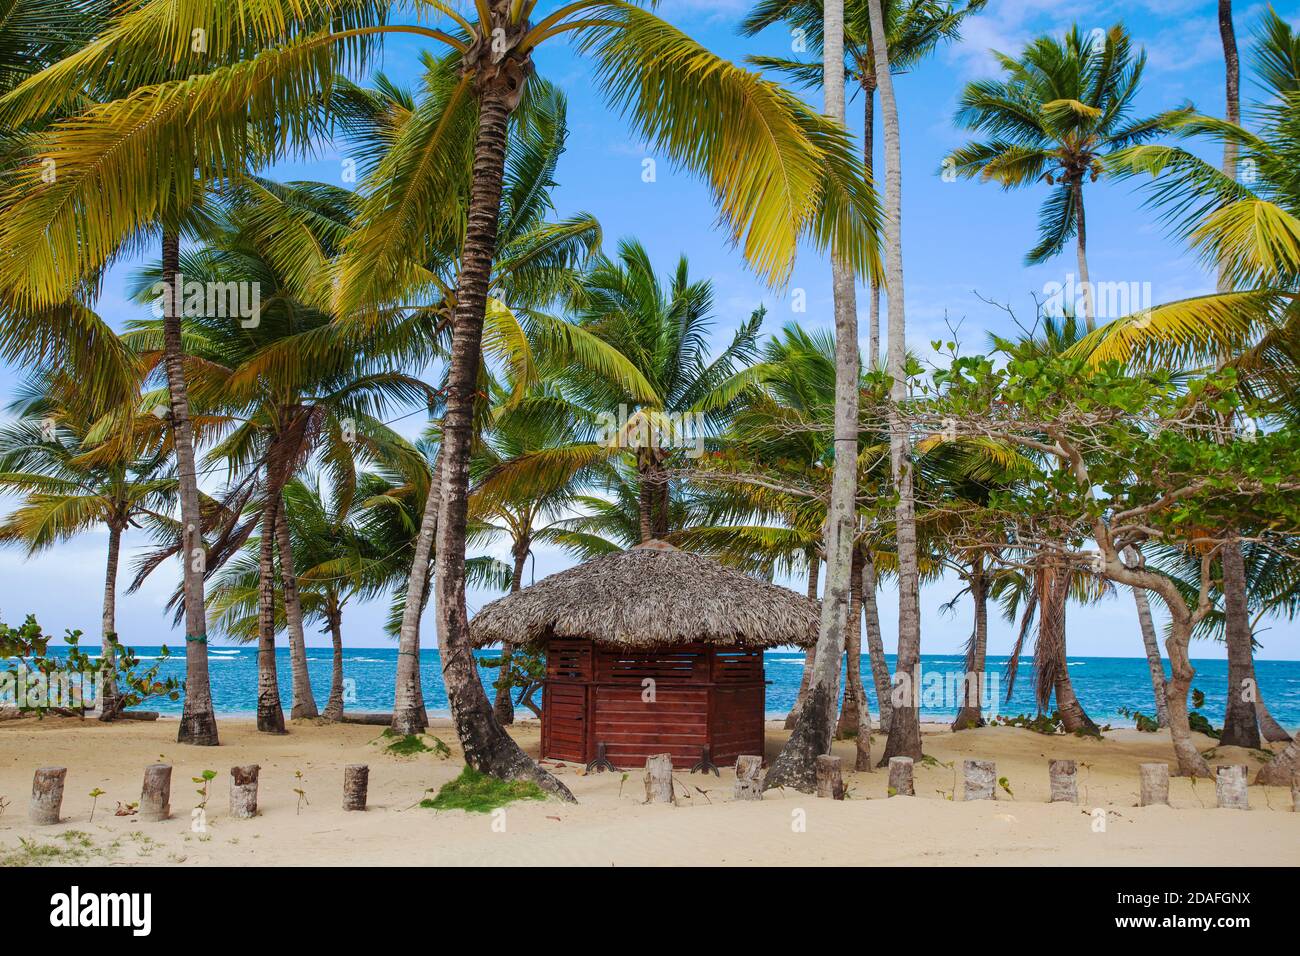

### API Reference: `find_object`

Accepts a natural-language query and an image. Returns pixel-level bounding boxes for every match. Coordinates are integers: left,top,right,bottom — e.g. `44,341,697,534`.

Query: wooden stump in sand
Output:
1139,763,1169,806
887,757,914,796
343,764,369,811
230,764,260,819
140,764,172,822
29,766,66,825
1049,759,1078,803
815,754,844,800
962,759,995,801
1215,764,1249,810
644,754,674,805
734,755,763,801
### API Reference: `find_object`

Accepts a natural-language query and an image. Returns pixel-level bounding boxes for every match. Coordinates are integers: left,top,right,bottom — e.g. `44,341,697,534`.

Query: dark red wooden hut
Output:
469,541,818,771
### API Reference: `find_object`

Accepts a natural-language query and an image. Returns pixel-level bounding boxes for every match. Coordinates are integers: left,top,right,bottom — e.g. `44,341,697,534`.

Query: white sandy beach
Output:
0,716,1295,866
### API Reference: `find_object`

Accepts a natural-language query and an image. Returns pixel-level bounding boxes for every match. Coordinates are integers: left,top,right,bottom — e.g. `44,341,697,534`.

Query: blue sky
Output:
3,0,1298,659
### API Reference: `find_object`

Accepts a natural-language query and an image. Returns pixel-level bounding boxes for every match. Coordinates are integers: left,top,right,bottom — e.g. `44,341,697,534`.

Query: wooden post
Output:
887,756,914,796
1292,772,1299,813
140,764,172,822
644,754,674,805
1139,762,1169,806
29,766,66,825
230,764,260,819
815,754,844,800
734,755,763,801
1048,759,1078,803
1215,764,1249,810
962,759,995,801
343,764,369,811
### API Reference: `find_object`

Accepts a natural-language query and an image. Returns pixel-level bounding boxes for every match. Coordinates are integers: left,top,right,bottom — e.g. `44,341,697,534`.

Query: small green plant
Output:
88,788,105,822
420,766,546,813
293,770,309,815
193,770,217,809
1116,706,1160,732
998,776,1014,799
380,729,451,758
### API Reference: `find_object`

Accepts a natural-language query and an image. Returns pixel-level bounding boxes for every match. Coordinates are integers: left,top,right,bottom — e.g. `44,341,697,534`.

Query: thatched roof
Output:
469,541,819,650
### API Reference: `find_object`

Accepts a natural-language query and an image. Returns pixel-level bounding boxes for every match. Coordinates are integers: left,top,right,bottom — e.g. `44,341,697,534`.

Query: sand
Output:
0,716,1295,866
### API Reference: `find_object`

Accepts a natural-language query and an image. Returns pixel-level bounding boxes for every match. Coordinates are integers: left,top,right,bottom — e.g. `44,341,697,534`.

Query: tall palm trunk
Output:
764,0,859,792
868,0,922,764
952,556,988,730
861,554,892,734
276,501,318,719
862,76,881,369
837,547,871,770
492,538,528,724
1039,556,1097,734
1255,677,1292,742
785,555,819,729
391,451,442,735
1074,181,1095,330
1257,728,1300,785
1219,539,1260,746
162,229,218,746
431,47,570,798
322,602,345,722
97,521,122,720
255,498,286,734
1133,586,1170,728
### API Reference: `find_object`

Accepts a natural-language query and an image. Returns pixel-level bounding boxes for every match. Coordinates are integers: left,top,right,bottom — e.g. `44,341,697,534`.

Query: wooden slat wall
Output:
594,685,709,767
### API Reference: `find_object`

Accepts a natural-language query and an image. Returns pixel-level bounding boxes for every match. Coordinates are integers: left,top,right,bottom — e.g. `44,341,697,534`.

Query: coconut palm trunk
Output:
862,77,881,369
764,0,860,792
867,0,923,764
836,546,871,770
952,556,988,730
491,538,529,724
162,229,218,746
323,602,345,722
391,451,442,736
1218,538,1261,747
97,520,122,720
255,498,286,734
1039,557,1098,734
276,502,318,719
430,51,571,799
861,554,892,734
785,554,820,729
1073,181,1095,330
1132,586,1170,728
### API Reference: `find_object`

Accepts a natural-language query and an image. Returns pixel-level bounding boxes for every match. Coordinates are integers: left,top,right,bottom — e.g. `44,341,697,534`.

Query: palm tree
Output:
2,0,877,784
0,373,176,718
946,24,1177,330
741,0,982,365
1082,8,1300,778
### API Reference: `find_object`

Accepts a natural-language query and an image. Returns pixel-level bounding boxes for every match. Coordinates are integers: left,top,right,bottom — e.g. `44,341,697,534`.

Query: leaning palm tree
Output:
946,24,1178,329
0,372,177,718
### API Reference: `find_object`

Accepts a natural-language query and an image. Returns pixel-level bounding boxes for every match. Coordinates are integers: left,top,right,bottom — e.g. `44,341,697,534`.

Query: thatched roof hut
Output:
469,540,819,651
470,541,819,771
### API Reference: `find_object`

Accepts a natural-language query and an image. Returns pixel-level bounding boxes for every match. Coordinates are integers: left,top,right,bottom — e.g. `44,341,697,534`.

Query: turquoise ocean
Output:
33,646,1300,728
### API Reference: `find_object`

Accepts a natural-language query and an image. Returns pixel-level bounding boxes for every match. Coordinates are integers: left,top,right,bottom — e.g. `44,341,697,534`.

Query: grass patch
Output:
379,729,451,758
0,830,110,867
420,766,546,813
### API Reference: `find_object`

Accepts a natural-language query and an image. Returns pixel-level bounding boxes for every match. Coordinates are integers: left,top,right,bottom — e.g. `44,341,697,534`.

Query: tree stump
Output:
962,759,995,801
140,764,172,822
1215,764,1249,810
815,754,844,800
644,754,674,805
734,755,763,801
230,764,260,819
1139,762,1169,806
887,757,914,796
29,766,66,825
343,764,369,811
1048,759,1078,803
